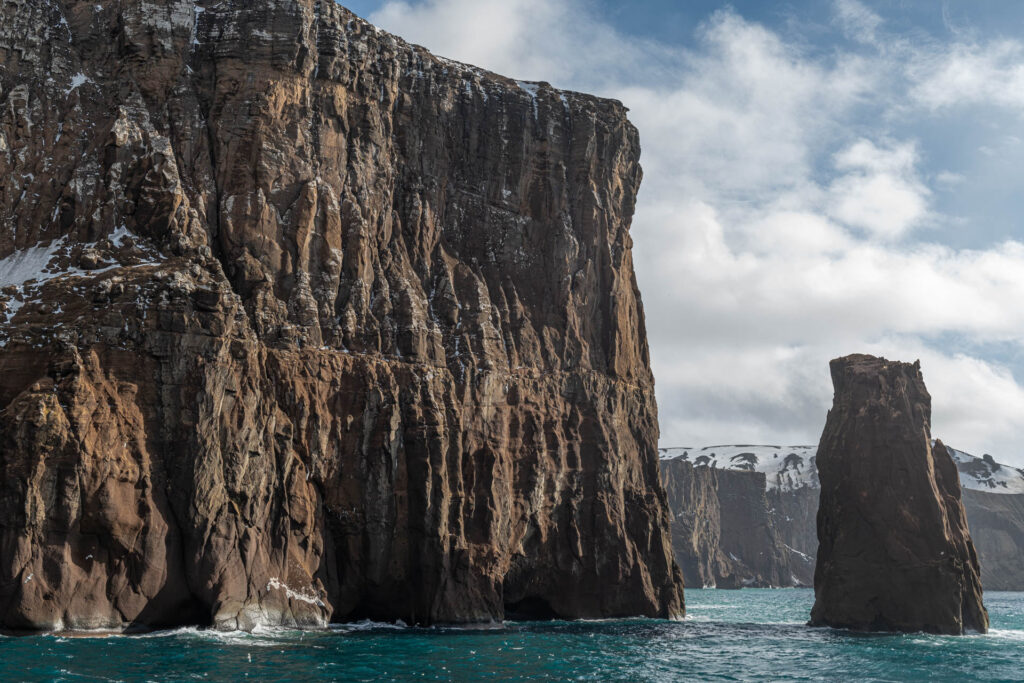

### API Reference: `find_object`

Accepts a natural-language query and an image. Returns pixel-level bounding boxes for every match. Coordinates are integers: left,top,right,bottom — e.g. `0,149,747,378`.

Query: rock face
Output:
961,489,1024,592
660,458,795,588
0,0,684,630
810,355,988,634
660,446,816,587
766,486,817,586
661,441,1024,592
660,460,728,588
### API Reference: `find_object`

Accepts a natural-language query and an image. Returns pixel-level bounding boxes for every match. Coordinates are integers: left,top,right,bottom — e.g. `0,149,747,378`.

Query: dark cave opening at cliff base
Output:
503,596,560,622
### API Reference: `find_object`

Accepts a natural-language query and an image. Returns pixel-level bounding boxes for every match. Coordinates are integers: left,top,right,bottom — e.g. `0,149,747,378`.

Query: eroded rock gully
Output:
0,0,684,630
810,355,988,634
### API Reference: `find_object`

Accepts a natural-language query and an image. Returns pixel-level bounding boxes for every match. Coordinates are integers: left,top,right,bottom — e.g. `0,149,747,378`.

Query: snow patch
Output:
517,81,541,119
0,227,166,331
65,73,90,95
191,5,205,46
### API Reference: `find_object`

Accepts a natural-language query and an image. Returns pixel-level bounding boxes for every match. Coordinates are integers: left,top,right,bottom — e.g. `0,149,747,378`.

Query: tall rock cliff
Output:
0,0,684,630
766,487,817,585
660,459,728,588
660,457,795,588
810,355,988,634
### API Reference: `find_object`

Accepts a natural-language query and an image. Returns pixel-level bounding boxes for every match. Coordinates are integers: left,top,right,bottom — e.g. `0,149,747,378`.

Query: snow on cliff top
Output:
659,445,818,492
659,443,1024,495
944,445,1024,495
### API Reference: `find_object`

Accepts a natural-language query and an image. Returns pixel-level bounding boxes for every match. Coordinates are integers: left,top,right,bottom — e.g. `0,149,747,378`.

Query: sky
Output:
341,0,1024,466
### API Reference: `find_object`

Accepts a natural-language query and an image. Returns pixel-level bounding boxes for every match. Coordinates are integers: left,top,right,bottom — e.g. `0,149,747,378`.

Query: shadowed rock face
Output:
810,355,988,634
961,489,1024,591
660,460,728,588
0,0,683,630
660,459,794,588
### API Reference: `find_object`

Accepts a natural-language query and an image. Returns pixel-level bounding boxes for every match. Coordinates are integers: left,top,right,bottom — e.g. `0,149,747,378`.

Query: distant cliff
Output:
962,489,1024,591
660,457,797,588
0,0,683,630
660,443,1024,591
660,445,818,587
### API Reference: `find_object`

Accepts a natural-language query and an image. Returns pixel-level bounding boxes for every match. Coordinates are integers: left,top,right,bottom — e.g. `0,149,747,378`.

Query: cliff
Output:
961,489,1024,592
660,459,728,588
810,355,988,634
660,457,795,588
765,486,818,586
0,0,684,630
660,441,1024,591
660,446,815,588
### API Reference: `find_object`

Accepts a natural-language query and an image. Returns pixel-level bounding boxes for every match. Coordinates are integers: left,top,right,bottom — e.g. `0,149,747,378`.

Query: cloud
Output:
368,0,671,88
835,0,883,45
827,139,930,239
910,40,1024,110
367,0,1024,465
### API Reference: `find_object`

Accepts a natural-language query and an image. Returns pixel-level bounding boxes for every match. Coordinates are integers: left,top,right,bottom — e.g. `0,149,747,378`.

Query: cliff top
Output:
660,443,1024,495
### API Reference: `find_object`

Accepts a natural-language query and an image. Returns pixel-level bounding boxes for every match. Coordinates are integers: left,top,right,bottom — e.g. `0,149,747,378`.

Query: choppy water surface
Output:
2,590,1022,681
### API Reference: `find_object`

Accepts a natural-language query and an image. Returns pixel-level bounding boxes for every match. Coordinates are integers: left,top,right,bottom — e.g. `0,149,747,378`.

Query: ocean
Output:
2,589,1021,682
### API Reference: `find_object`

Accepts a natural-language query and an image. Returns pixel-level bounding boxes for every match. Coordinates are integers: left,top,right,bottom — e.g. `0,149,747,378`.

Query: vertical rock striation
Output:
0,0,683,630
660,457,794,588
810,355,988,634
766,486,818,586
660,459,728,588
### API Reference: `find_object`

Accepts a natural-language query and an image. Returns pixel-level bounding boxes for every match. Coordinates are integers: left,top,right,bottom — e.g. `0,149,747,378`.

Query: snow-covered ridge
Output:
944,445,1024,495
659,445,818,493
659,443,1024,495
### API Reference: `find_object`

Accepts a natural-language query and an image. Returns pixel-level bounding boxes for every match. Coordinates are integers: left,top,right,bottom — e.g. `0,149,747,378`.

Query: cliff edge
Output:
0,0,683,630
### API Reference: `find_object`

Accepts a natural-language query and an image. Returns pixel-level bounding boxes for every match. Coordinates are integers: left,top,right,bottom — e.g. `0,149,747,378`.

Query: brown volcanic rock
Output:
0,0,683,630
810,355,988,634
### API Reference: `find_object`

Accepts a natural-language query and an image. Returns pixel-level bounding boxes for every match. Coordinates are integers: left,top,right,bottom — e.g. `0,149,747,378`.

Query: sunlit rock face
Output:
810,354,988,635
0,0,683,630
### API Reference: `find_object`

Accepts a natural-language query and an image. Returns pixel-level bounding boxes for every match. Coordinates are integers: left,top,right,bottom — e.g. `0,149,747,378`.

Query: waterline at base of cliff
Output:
4,590,1023,681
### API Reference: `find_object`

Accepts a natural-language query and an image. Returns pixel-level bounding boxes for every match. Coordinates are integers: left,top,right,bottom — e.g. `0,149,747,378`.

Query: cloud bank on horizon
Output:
362,0,1024,465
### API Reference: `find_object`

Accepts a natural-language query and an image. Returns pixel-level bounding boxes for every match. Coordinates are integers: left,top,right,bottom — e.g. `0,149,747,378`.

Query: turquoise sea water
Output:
2,590,1022,682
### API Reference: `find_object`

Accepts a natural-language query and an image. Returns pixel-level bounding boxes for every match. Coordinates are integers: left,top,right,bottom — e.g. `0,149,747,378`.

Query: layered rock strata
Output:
809,355,988,634
0,0,684,630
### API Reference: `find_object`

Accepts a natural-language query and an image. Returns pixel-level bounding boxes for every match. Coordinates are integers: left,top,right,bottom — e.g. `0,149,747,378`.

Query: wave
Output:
330,619,411,632
987,628,1024,642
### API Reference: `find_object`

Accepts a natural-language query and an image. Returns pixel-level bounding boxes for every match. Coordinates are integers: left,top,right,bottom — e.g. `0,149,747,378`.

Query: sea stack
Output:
810,355,988,634
0,0,683,630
